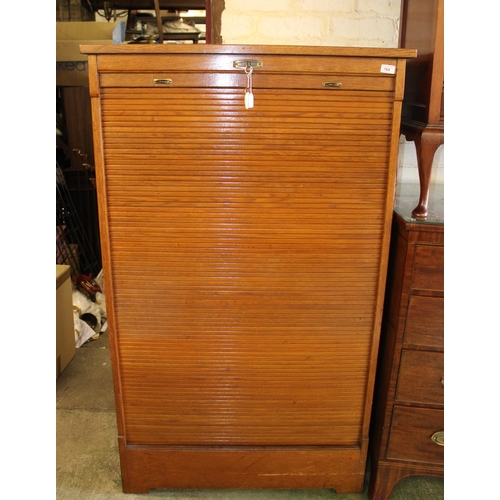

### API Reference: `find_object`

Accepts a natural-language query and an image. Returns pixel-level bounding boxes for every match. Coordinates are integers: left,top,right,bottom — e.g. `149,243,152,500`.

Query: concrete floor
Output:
56,334,444,500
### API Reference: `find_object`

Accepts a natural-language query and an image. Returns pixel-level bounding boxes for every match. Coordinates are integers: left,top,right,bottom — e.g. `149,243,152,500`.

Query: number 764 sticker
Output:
380,64,396,74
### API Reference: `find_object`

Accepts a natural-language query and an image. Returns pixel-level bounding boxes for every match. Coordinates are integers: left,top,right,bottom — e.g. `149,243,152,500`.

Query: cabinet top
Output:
80,44,417,59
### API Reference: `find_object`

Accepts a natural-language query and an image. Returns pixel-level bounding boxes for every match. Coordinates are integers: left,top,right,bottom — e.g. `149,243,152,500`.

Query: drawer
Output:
387,406,444,464
410,245,444,292
404,295,444,348
99,72,395,92
396,350,444,405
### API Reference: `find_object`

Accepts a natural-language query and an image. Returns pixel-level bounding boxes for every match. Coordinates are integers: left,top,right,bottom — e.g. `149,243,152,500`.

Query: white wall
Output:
221,0,401,47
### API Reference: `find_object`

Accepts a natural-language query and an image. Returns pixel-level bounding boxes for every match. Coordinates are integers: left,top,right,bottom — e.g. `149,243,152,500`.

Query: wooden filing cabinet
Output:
368,189,444,500
81,44,416,494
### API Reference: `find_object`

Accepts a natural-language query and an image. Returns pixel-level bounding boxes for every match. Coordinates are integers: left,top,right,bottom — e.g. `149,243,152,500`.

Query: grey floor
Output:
56,334,444,500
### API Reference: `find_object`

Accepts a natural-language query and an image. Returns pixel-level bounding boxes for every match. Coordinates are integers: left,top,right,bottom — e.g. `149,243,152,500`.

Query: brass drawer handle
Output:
430,431,444,446
153,78,173,85
322,82,342,88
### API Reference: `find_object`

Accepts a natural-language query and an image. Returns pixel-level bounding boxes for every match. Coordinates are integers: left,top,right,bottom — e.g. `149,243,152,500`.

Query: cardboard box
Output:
56,265,76,378
56,21,125,86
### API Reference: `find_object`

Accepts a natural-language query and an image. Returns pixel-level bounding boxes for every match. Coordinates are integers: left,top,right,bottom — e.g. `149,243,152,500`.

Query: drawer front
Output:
411,245,444,292
404,295,444,348
387,406,444,464
99,72,395,92
396,350,444,405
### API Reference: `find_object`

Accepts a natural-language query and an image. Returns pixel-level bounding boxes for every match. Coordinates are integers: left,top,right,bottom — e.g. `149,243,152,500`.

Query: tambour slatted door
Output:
81,44,416,494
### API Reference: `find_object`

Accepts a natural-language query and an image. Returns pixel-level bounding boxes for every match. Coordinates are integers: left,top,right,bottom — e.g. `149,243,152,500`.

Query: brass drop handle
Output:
430,431,444,446
441,376,444,386
153,78,173,85
322,82,342,88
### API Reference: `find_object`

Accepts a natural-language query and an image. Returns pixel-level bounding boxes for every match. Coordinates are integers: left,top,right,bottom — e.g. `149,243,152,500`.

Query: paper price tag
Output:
245,90,254,109
380,64,396,74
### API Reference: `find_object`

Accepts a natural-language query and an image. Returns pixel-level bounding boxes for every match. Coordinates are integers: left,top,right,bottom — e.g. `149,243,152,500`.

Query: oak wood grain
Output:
84,45,414,493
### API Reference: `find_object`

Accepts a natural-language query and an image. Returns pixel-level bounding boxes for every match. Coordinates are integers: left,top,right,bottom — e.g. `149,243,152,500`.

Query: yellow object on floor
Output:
56,264,75,378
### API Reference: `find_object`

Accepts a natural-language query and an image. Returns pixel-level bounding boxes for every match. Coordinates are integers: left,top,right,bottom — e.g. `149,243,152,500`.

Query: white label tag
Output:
245,91,254,109
380,64,396,74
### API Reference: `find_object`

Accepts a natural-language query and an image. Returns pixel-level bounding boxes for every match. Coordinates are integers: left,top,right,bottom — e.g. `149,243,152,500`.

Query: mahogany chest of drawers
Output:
368,187,444,500
80,44,415,494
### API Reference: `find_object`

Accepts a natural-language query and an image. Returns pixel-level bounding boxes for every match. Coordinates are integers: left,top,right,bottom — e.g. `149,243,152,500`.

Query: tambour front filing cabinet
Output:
81,44,416,493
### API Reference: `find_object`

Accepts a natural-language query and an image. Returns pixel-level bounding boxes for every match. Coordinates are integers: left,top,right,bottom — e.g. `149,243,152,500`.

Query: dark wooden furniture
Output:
399,0,444,219
81,44,415,494
368,184,444,500
87,1,221,43
90,0,207,7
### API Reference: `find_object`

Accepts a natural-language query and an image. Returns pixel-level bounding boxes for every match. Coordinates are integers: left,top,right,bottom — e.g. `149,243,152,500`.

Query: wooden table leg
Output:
153,0,164,43
401,125,444,219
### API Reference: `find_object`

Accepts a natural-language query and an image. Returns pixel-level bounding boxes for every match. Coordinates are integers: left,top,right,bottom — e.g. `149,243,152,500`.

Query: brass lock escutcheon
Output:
233,59,263,69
